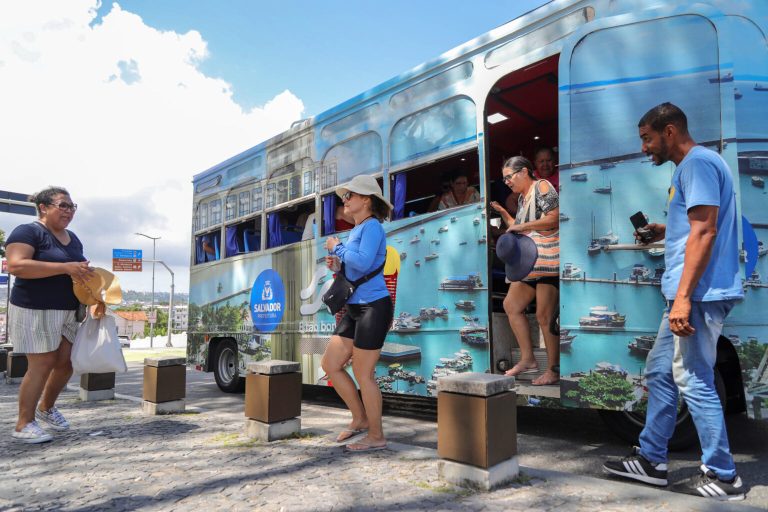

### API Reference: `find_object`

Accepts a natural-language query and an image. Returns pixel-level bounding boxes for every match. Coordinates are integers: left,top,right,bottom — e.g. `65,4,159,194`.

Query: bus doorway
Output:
484,54,560,395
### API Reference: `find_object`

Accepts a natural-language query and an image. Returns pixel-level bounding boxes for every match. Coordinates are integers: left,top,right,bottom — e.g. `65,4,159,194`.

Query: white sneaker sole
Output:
12,433,53,444
603,465,668,486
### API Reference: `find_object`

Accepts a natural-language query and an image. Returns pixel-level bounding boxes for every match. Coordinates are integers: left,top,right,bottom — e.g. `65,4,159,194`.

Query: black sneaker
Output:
671,464,746,501
602,447,668,486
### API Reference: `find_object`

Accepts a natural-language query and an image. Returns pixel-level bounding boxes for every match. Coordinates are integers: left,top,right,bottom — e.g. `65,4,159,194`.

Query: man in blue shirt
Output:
603,103,746,501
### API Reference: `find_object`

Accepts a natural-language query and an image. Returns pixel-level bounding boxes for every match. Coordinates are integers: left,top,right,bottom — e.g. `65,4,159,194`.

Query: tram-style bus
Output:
188,0,768,444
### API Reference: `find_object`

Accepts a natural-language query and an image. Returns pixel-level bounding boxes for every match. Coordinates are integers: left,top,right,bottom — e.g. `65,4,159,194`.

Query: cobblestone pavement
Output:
0,382,764,511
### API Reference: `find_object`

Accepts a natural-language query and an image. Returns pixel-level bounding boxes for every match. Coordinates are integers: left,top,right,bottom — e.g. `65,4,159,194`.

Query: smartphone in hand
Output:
630,211,654,243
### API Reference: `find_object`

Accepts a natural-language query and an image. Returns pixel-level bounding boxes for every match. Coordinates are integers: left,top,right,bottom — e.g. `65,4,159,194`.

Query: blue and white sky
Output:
1,0,548,293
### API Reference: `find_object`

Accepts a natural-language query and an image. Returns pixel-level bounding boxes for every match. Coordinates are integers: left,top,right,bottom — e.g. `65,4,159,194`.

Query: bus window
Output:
322,132,383,187
209,198,222,225
194,230,221,265
390,150,478,220
238,190,250,217
252,185,263,213
224,216,262,257
225,194,236,222
320,176,383,235
266,199,316,248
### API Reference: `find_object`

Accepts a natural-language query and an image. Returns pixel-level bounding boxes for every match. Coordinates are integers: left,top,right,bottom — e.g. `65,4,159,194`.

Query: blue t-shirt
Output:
333,218,389,304
662,146,743,302
6,222,86,310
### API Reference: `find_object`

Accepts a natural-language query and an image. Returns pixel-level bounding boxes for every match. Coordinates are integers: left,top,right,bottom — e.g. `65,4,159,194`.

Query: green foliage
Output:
736,338,767,375
0,228,5,257
573,371,635,409
197,303,248,331
144,308,169,337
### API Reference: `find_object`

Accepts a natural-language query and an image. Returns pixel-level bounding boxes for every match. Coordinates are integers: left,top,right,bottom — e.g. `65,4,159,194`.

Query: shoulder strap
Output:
345,261,386,287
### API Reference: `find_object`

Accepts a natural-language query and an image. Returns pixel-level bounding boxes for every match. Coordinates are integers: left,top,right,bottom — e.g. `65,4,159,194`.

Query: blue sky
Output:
96,0,549,117
1,0,549,293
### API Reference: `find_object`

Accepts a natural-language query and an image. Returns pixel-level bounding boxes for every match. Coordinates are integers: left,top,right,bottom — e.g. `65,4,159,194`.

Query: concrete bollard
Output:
6,350,28,385
0,343,11,379
244,360,302,442
142,357,186,414
79,372,116,401
437,372,518,491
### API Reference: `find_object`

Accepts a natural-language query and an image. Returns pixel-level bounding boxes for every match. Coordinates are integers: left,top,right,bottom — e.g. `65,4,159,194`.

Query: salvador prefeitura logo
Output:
250,269,285,333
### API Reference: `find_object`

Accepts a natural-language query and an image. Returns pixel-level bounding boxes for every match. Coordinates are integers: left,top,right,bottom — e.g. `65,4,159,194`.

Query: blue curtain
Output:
195,236,206,264
244,229,259,253
322,195,336,235
268,213,282,248
212,232,220,261
225,226,239,257
393,173,406,220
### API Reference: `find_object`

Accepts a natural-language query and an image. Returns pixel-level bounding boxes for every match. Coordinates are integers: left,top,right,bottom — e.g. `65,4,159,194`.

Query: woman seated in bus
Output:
436,169,480,210
322,174,394,451
490,156,560,386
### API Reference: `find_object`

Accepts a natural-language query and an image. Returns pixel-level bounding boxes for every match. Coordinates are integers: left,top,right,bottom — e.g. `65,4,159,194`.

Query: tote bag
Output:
71,313,128,374
520,180,560,279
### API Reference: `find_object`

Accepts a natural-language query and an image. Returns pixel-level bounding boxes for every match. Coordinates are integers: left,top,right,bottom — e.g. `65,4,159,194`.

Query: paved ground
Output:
0,357,765,511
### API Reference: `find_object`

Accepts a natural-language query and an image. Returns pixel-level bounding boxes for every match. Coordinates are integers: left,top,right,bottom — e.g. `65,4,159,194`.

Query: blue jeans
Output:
639,299,737,480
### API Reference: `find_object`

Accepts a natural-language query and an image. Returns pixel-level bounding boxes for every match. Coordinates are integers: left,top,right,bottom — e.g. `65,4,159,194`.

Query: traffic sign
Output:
112,248,143,272
147,310,157,323
0,275,8,285
0,190,36,216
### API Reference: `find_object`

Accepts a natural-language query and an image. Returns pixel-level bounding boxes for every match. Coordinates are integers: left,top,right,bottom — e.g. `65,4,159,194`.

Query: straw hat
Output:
73,267,123,305
495,233,538,282
336,174,393,212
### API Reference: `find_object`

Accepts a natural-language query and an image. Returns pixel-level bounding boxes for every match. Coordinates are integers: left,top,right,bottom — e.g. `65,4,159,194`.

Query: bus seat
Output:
244,229,259,252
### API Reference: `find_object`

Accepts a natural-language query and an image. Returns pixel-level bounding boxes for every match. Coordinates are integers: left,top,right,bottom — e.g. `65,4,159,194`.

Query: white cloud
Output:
0,1,305,293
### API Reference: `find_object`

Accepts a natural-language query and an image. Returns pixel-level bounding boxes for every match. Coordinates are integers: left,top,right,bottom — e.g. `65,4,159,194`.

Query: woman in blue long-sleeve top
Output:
322,174,393,452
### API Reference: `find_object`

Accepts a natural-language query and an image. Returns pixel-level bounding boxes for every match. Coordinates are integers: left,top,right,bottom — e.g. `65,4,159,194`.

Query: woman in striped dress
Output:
490,156,560,386
5,187,94,443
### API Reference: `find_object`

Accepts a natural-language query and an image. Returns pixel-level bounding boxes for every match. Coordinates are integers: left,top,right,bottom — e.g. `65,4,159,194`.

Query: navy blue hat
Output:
496,233,538,282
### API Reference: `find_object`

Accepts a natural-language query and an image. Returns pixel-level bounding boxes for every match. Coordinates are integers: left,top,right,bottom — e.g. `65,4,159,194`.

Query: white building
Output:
172,305,189,332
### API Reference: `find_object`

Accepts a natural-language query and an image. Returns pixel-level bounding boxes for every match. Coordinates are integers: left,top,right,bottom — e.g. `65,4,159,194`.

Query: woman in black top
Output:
5,187,93,443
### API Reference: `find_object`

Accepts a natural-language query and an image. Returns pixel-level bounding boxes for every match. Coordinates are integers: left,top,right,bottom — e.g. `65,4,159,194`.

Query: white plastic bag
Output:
71,313,128,374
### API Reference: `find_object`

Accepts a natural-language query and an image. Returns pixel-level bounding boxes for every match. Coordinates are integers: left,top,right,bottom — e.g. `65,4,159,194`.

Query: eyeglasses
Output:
49,202,78,212
341,191,355,202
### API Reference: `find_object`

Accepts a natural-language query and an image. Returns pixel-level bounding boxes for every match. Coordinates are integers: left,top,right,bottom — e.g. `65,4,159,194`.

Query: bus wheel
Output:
213,340,245,393
598,368,725,451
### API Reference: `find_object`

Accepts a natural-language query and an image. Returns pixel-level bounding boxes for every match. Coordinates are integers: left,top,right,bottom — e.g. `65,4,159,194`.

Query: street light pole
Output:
135,233,160,348
145,259,175,348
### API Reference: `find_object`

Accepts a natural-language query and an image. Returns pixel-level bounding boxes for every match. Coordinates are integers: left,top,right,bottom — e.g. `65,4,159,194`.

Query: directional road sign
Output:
112,248,143,272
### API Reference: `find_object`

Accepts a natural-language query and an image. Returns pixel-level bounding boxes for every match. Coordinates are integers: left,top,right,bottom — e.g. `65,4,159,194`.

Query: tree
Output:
0,228,5,257
144,308,169,337
567,371,635,409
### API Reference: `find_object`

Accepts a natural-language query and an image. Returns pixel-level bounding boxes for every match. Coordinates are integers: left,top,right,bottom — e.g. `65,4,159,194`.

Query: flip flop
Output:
335,428,367,443
504,364,539,377
345,440,388,452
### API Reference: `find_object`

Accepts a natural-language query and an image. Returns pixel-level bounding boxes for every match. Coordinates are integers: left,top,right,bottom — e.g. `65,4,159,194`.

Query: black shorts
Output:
333,295,394,350
522,276,559,290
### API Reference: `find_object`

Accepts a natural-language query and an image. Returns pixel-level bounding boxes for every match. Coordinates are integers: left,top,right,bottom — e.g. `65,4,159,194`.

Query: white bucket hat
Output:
336,174,393,213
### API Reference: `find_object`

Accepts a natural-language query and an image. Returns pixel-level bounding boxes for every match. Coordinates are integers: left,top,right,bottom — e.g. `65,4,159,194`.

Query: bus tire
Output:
213,340,245,393
598,367,725,451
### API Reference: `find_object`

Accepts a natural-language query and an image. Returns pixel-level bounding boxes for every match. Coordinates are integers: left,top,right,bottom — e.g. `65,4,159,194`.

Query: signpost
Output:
0,190,36,216
112,249,143,272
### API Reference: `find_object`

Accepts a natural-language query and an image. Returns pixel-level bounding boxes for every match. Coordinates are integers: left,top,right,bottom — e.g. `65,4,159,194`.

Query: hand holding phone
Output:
630,211,655,244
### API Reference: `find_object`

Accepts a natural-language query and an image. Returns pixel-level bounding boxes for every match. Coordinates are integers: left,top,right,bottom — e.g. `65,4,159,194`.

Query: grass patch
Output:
512,472,534,486
414,481,472,496
207,432,262,449
287,431,317,441
122,348,186,363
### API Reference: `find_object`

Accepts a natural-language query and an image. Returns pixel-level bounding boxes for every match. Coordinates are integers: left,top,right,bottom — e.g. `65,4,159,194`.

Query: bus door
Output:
556,7,736,411
483,54,560,394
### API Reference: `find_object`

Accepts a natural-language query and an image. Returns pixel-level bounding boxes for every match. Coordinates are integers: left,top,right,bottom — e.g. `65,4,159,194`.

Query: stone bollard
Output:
6,349,28,385
142,357,186,415
244,360,302,442
437,372,518,491
0,343,11,379
79,372,116,401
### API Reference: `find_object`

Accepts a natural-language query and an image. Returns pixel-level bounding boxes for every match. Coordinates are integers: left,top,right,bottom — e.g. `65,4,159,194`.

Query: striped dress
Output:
515,180,560,279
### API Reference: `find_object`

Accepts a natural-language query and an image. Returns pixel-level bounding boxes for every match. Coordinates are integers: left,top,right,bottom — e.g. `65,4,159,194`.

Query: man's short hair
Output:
533,147,554,160
638,102,689,134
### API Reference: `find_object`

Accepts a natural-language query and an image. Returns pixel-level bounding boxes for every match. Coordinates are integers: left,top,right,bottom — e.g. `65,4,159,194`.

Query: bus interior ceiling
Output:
390,150,480,218
485,54,559,312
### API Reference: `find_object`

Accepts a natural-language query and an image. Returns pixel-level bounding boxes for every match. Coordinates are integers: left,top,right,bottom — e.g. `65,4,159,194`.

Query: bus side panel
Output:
559,15,723,410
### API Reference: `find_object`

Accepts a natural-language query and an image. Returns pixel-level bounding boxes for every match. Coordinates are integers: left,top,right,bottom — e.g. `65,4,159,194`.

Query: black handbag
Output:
322,262,385,314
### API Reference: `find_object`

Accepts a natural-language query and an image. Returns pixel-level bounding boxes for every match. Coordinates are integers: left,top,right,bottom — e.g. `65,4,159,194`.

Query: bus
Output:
187,0,768,445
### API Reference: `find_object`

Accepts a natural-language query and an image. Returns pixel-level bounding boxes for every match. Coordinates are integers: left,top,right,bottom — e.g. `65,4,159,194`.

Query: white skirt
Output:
8,303,80,354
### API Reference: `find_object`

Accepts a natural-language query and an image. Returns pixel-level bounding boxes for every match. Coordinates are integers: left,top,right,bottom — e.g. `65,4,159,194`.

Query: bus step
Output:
509,349,552,382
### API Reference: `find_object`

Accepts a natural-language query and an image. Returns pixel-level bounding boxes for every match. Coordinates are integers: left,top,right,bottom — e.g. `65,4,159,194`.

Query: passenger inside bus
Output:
492,156,560,386
435,169,481,210
427,172,452,212
533,147,559,190
267,200,314,248
195,231,221,264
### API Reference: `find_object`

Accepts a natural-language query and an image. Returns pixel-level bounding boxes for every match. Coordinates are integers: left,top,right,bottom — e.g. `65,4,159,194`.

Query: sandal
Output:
532,366,560,386
504,362,539,377
335,428,367,443
345,439,388,452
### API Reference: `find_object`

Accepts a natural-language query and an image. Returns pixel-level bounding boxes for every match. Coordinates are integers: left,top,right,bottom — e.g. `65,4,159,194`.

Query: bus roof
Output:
193,0,584,183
